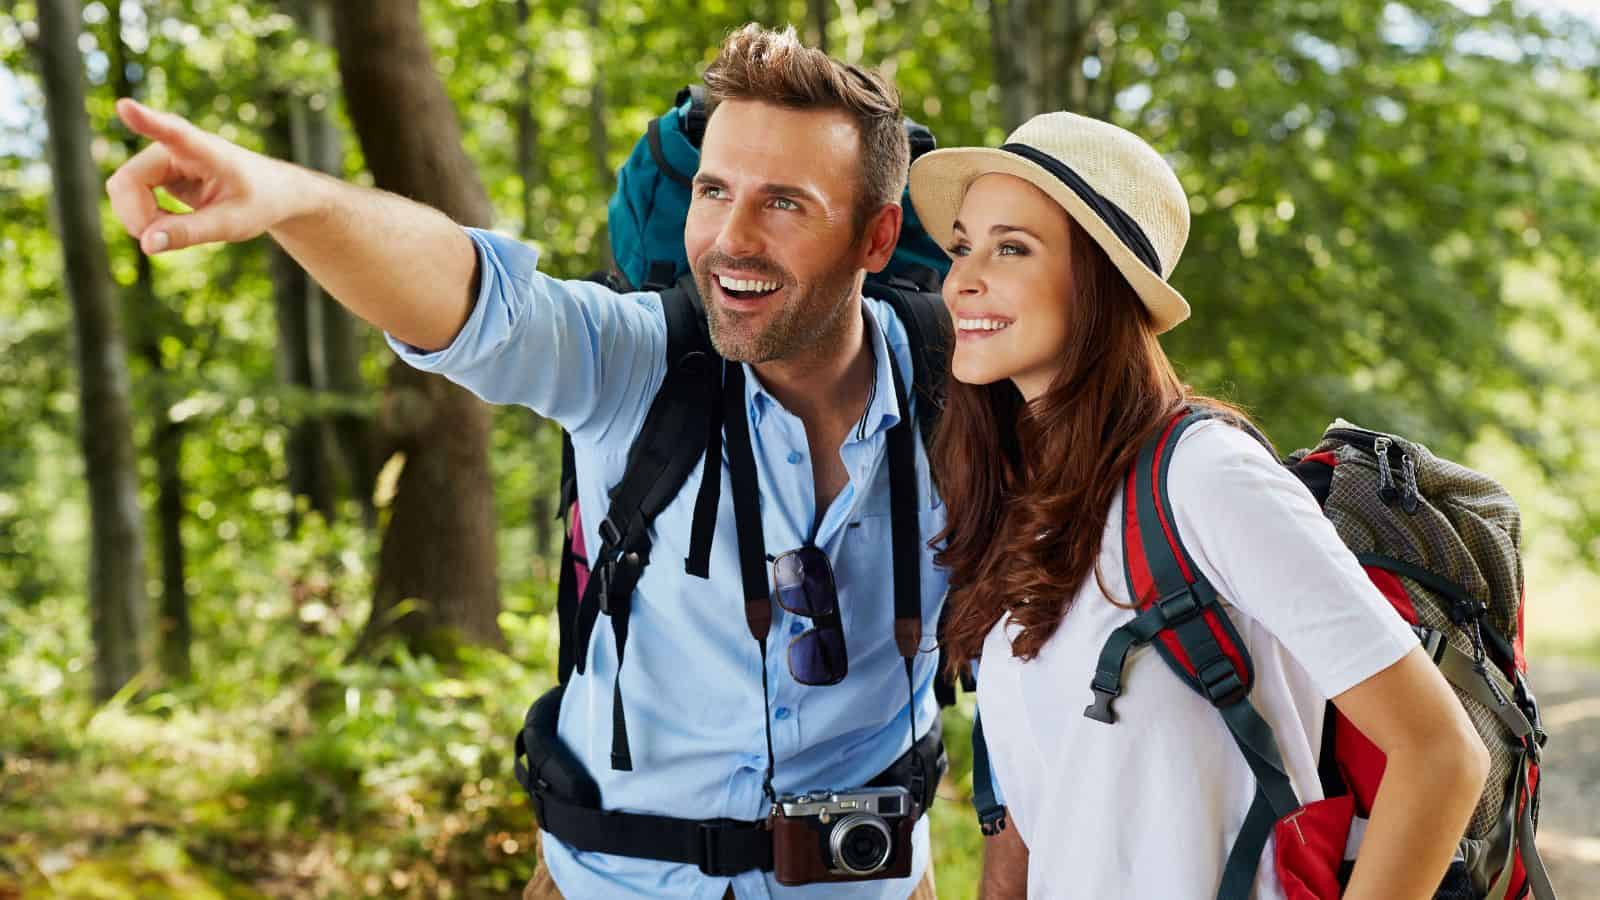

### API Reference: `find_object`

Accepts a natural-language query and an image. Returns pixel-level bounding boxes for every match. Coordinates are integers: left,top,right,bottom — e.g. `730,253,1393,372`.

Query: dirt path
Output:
1528,660,1600,898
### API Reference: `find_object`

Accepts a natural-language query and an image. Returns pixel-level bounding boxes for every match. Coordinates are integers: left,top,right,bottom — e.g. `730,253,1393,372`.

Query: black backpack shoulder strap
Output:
865,279,966,713
864,278,951,452
568,275,720,771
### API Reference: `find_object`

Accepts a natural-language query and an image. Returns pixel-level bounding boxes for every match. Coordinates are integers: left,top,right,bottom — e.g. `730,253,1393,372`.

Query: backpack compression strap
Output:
864,280,950,454
970,709,1008,836
1088,409,1300,900
572,277,718,772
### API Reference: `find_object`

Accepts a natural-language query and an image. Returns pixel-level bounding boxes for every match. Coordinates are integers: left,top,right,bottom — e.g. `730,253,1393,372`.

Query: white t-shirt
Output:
975,420,1418,900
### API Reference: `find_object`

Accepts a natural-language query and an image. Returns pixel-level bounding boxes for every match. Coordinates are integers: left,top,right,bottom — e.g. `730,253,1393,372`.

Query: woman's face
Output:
941,173,1078,402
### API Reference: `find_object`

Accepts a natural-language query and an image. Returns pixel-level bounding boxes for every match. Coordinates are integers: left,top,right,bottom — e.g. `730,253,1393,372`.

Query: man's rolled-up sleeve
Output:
386,228,667,445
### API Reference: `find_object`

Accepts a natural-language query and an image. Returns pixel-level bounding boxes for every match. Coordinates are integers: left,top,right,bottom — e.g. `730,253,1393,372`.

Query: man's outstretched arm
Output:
105,99,475,352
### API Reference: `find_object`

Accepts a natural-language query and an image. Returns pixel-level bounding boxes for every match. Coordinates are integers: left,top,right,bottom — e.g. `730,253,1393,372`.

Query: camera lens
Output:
830,814,893,875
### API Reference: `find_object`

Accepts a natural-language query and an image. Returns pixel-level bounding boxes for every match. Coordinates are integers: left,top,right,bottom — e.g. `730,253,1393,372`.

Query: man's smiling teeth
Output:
717,274,780,293
958,318,1012,332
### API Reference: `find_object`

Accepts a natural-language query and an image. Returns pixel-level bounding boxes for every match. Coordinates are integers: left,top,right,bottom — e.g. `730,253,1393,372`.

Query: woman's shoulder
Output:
1163,416,1300,517
1169,415,1276,470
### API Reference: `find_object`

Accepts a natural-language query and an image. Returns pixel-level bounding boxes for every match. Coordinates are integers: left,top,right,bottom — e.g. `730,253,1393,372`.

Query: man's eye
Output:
697,185,725,199
771,197,799,211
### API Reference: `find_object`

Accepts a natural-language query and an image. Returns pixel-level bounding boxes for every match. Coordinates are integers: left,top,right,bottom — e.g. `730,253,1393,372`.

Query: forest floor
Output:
1526,657,1600,899
1,660,1595,899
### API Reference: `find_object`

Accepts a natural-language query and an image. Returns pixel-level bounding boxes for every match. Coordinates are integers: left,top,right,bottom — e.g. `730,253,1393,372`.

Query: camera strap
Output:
720,345,925,808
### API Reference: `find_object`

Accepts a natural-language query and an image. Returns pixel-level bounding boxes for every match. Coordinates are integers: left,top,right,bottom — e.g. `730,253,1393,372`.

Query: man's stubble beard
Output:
699,256,863,365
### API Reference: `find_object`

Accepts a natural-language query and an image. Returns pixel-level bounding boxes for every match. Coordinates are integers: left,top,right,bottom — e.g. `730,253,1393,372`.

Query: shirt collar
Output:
744,303,903,441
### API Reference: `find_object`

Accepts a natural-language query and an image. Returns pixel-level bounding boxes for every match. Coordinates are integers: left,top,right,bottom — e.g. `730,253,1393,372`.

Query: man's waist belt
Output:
513,684,946,877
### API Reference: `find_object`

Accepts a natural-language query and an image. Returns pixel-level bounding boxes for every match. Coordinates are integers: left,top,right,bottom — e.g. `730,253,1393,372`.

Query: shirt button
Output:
790,621,805,635
774,707,791,720
787,450,803,465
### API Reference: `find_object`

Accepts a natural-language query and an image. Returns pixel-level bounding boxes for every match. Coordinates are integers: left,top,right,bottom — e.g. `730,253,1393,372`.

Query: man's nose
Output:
715,201,765,259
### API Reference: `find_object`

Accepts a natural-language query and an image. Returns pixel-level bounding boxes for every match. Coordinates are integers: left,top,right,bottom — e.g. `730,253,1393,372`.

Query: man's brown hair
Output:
702,24,909,229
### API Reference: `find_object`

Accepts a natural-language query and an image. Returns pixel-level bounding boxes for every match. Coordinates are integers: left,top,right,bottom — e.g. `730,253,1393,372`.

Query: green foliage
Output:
0,515,547,897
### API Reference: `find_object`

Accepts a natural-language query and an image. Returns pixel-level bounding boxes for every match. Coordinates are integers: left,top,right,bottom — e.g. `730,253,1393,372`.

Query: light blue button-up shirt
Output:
388,229,948,899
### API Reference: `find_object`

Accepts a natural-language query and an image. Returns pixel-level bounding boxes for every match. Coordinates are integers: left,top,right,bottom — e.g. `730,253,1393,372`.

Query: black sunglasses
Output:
770,546,848,686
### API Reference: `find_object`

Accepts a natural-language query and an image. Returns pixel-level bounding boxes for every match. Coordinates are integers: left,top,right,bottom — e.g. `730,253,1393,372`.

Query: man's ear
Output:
860,202,903,274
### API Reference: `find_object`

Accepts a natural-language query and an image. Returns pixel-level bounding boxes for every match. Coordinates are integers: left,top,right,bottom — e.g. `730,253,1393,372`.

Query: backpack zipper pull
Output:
1374,436,1400,506
1399,451,1421,514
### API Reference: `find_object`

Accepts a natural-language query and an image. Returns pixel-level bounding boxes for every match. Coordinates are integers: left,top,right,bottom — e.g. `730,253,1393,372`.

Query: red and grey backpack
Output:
977,409,1557,900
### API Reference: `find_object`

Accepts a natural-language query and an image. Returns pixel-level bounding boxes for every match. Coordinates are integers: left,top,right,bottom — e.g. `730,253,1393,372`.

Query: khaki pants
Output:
522,833,939,899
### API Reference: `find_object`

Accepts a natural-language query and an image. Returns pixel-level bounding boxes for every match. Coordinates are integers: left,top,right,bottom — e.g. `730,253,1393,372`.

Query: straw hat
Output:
908,111,1192,333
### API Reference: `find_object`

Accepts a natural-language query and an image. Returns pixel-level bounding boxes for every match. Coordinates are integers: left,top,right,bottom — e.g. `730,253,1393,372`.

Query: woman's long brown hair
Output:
933,215,1249,674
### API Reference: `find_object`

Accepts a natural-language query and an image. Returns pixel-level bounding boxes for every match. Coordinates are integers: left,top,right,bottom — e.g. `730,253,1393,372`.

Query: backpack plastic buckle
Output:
906,756,932,811
1084,679,1121,724
1197,657,1249,707
595,551,642,616
598,516,625,548
1155,585,1205,626
595,560,617,614
978,806,1009,837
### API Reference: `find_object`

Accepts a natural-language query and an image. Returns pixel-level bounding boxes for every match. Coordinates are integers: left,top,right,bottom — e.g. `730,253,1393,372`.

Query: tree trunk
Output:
34,0,150,700
294,0,375,526
108,0,189,682
988,0,1026,130
583,0,614,270
514,0,539,238
331,0,503,653
991,0,1108,130
513,0,556,567
266,98,336,527
808,0,831,54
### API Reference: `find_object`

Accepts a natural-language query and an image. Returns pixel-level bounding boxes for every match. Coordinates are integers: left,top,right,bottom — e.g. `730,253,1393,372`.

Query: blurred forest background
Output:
3,0,1600,897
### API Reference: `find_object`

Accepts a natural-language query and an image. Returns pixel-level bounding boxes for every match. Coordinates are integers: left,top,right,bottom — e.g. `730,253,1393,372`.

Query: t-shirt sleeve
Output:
1164,422,1418,699
385,227,667,445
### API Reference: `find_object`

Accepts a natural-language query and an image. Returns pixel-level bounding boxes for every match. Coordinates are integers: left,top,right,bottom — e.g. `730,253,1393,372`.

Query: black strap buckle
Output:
1197,657,1249,707
592,517,644,616
978,807,1008,837
595,556,619,615
1156,585,1204,626
696,819,761,877
1084,679,1120,724
598,515,624,548
907,763,928,813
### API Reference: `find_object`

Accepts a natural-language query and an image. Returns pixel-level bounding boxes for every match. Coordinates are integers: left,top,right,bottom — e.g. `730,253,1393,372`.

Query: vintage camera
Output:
769,786,920,885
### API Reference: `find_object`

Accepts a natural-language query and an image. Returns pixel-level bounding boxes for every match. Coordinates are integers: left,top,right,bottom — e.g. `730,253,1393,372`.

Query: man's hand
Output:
106,98,317,255
102,98,477,350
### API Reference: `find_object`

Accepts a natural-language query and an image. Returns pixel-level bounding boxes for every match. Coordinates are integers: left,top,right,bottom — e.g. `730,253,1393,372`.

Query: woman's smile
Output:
954,313,1016,341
